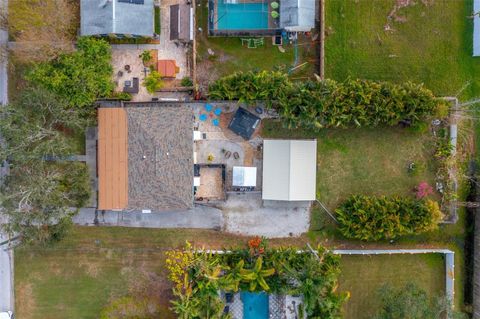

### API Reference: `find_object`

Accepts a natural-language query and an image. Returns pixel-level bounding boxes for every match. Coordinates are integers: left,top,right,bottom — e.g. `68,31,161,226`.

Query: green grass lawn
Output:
14,227,305,319
325,0,480,100
195,0,316,83
15,227,449,319
262,121,438,210
339,254,446,319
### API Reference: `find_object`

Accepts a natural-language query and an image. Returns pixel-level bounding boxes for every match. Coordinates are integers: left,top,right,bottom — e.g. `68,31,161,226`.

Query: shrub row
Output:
208,71,441,129
335,195,443,241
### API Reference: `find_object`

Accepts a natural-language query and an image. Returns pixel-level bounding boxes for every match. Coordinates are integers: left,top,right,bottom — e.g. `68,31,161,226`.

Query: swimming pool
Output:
241,292,269,319
216,1,269,30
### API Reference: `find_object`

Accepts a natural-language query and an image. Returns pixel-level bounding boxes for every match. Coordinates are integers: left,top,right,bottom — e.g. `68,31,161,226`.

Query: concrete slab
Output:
222,193,310,238
74,206,224,230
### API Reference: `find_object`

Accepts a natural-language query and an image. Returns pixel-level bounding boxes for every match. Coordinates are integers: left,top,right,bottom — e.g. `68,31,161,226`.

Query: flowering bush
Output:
416,182,434,199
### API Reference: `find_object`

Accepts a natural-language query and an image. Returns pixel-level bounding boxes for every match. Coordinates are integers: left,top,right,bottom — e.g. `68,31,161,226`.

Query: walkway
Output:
74,206,224,230
0,233,13,313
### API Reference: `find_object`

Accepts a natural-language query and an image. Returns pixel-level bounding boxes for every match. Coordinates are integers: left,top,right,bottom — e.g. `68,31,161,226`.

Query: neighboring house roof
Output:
98,108,128,210
80,0,154,37
126,106,194,211
170,4,193,42
262,139,317,201
279,0,315,32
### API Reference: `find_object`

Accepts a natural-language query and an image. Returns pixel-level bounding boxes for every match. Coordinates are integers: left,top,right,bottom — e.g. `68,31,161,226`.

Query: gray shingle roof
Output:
81,0,154,37
126,106,194,211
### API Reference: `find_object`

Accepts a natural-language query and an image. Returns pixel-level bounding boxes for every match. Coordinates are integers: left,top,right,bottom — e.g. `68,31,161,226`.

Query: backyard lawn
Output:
339,254,446,319
262,121,438,210
15,227,449,319
325,0,480,100
195,0,316,86
14,227,306,319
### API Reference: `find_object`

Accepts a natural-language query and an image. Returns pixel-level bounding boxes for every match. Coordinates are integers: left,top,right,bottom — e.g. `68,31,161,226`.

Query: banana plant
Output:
239,257,275,291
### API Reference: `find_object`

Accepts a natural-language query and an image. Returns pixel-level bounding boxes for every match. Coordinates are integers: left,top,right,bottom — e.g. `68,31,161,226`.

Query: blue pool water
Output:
241,292,269,319
216,2,269,30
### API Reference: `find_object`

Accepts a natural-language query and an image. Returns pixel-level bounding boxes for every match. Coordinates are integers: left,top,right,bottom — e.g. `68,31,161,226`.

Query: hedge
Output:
335,195,443,241
208,71,440,129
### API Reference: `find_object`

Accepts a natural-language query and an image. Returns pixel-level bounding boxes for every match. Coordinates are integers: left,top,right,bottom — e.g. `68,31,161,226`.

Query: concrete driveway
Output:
0,234,13,313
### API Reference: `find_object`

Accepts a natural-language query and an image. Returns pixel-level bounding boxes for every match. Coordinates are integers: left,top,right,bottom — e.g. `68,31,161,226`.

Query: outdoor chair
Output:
225,151,231,159
233,152,240,159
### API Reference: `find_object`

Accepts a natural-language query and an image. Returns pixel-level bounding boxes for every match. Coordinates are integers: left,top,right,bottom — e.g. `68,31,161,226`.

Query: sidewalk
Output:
74,206,224,230
0,234,13,312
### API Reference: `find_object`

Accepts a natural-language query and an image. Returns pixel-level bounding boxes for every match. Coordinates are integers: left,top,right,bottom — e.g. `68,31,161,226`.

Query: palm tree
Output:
240,257,275,291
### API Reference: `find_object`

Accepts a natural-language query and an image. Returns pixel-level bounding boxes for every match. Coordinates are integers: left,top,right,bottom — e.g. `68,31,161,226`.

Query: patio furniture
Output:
224,151,231,159
214,108,222,116
157,59,179,78
255,107,264,114
205,103,213,112
233,152,239,159
212,118,219,126
225,292,234,303
124,64,131,72
123,77,139,94
199,114,208,121
117,70,124,77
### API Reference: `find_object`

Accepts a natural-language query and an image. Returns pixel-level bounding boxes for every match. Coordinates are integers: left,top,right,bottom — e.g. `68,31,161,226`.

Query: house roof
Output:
126,106,194,211
170,4,193,41
97,108,128,210
80,0,154,37
262,139,317,201
279,0,315,32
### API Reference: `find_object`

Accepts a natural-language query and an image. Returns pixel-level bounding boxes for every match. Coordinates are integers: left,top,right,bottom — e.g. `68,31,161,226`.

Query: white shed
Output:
262,139,317,201
279,0,315,32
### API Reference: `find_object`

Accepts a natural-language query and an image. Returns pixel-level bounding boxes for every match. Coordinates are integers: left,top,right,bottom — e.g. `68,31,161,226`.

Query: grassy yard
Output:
325,0,480,100
339,254,446,319
262,121,438,210
14,227,306,319
195,0,316,85
15,227,449,319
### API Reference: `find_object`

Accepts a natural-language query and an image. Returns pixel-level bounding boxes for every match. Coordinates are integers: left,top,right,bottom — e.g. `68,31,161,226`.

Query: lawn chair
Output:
241,38,250,46
253,38,264,47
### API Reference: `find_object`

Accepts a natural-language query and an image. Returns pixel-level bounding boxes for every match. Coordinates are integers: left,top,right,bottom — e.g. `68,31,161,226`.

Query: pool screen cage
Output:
208,0,281,36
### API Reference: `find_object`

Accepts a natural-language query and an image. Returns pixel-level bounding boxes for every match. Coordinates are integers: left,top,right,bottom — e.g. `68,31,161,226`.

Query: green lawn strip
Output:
262,120,437,210
154,6,161,34
339,253,445,319
325,0,480,100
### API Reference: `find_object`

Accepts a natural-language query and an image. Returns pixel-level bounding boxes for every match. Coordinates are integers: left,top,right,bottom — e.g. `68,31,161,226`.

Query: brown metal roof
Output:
97,108,128,210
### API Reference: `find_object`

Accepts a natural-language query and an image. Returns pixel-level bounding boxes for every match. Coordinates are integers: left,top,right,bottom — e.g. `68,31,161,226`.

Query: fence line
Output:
333,249,455,306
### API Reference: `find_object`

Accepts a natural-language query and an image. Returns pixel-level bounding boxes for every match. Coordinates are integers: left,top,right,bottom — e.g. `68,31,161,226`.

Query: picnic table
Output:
157,59,179,78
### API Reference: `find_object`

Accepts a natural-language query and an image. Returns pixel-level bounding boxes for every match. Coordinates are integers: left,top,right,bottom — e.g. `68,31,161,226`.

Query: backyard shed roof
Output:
262,139,317,201
80,0,154,37
279,0,315,32
228,108,261,140
98,108,128,210
233,166,257,187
